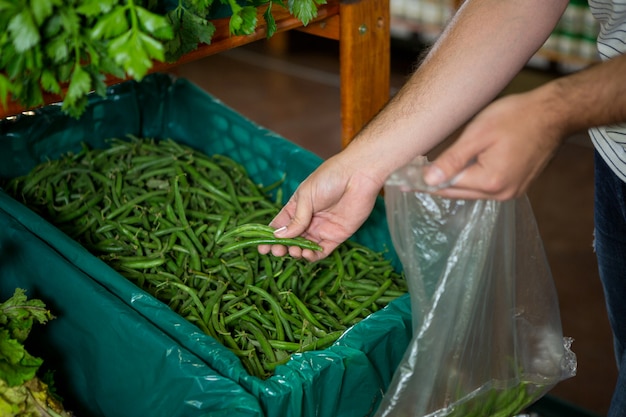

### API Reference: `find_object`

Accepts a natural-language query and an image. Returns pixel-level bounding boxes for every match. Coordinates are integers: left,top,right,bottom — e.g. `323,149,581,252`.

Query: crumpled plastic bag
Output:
376,157,577,417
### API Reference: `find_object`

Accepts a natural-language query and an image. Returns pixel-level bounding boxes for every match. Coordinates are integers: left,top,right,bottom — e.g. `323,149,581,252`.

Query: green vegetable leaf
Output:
76,0,116,17
59,6,80,35
40,69,61,94
227,1,243,34
4,51,24,80
164,8,215,62
183,10,215,44
87,66,107,97
22,74,45,108
64,65,92,110
0,331,42,387
0,289,52,387
0,73,12,110
0,0,322,118
90,6,129,40
0,1,16,13
8,9,40,53
136,6,173,40
189,0,214,13
229,4,257,36
108,31,153,80
138,32,165,62
194,18,216,45
0,289,51,343
43,13,62,38
30,0,55,26
44,33,69,63
238,6,258,34
288,0,323,26
263,2,277,38
97,54,125,80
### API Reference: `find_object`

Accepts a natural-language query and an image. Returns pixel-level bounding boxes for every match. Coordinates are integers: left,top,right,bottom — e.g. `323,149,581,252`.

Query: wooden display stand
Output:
0,0,390,148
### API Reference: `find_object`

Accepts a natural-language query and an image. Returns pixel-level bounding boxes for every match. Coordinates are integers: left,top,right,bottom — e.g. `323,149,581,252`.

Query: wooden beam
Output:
339,0,391,147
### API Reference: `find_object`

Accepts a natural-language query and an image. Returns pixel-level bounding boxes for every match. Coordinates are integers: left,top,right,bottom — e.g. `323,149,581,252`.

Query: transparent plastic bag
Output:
377,157,577,417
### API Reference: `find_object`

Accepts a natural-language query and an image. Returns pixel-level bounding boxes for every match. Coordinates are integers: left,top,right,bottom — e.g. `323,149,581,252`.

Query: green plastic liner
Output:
0,196,264,417
0,73,412,417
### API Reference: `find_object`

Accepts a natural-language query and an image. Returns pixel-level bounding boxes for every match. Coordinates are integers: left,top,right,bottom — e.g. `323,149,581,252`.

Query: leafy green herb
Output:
0,288,52,387
287,0,325,26
263,2,277,37
0,0,325,118
163,0,216,62
0,288,72,416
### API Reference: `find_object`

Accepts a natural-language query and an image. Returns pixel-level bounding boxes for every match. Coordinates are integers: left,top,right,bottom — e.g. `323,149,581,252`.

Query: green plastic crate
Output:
0,198,264,417
0,73,412,417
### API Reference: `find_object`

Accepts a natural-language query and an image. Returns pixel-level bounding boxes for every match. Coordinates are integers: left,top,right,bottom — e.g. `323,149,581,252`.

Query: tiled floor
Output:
173,32,617,416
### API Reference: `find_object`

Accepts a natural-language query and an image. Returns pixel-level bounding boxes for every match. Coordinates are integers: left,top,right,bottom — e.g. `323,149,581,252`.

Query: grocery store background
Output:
171,1,615,415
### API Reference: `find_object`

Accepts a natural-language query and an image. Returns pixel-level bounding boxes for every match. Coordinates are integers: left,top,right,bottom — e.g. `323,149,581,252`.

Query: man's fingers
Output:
423,133,484,189
273,197,314,239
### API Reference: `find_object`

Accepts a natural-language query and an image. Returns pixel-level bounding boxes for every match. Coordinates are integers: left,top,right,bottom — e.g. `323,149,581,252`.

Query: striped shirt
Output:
587,0,626,182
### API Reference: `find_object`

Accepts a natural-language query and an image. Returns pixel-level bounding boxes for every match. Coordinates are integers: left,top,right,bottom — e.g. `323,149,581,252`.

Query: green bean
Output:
117,256,166,269
127,155,176,177
216,222,280,242
185,309,217,340
246,284,297,339
162,281,205,315
224,305,256,326
105,190,167,220
136,167,177,182
201,280,229,325
286,292,327,337
245,347,269,379
320,295,348,322
219,293,247,313
172,231,201,271
276,261,300,289
213,211,232,242
239,320,277,364
247,309,276,333
173,175,205,255
152,225,186,237
182,163,234,203
218,237,322,254
269,330,343,355
341,279,393,325
184,209,223,223
55,193,104,223
266,339,302,352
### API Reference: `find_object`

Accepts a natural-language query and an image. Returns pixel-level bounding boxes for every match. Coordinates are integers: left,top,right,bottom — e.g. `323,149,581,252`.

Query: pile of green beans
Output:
388,381,542,417
445,381,542,417
2,136,407,379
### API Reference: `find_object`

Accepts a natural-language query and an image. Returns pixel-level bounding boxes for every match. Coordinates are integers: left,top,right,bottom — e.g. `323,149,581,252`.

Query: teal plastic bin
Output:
0,73,412,417
0,196,264,417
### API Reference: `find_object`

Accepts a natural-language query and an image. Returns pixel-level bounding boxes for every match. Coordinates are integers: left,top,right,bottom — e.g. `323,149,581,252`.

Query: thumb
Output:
273,197,313,238
423,145,478,189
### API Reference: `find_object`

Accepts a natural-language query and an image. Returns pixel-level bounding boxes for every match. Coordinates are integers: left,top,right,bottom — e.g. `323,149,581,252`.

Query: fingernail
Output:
423,165,445,186
274,226,287,236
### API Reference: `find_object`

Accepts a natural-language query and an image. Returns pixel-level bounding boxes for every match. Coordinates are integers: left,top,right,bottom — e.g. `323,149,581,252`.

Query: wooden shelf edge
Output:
0,1,340,120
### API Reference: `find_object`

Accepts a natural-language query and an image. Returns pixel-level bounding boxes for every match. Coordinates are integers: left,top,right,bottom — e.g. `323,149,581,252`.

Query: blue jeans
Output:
594,151,626,417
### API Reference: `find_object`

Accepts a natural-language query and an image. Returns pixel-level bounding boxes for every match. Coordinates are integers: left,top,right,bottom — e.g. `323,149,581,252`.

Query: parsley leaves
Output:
0,0,324,118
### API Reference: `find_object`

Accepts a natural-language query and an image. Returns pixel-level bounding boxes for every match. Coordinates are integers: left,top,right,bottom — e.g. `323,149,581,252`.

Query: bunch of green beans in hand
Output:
2,136,407,379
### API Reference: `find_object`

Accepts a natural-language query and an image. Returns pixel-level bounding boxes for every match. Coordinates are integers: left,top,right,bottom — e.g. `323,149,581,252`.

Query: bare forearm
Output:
342,0,568,185
543,53,626,136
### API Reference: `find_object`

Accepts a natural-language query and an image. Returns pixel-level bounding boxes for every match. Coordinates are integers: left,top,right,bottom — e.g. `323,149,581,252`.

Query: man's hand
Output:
423,91,566,200
257,155,383,261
